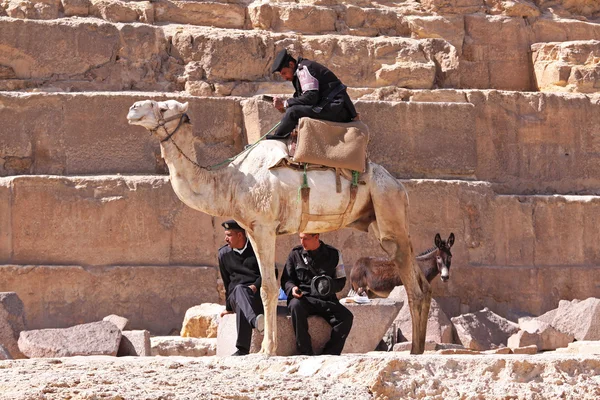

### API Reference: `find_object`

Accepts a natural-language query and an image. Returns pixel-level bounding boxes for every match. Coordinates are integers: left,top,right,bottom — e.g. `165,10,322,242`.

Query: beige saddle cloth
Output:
292,117,369,172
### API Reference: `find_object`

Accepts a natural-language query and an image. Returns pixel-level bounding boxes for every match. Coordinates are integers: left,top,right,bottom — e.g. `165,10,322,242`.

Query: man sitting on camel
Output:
267,49,358,140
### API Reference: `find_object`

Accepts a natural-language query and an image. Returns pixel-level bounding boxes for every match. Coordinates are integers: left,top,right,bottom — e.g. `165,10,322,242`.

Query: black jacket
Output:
281,241,347,301
218,241,261,311
287,58,357,118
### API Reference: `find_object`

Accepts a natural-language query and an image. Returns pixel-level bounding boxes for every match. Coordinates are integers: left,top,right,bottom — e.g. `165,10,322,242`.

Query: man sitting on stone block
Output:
218,220,265,356
267,49,358,140
281,233,353,355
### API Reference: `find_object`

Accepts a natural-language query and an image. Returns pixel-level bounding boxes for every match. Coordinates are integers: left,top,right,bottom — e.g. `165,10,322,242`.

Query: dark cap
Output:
271,49,294,73
221,220,244,231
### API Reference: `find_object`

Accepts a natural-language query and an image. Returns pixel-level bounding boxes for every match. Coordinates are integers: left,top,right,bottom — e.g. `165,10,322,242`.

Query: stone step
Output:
2,91,600,195
0,264,220,334
3,175,600,273
1,16,600,93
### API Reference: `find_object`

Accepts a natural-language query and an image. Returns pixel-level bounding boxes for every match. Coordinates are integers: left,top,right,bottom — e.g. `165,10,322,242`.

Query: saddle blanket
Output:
293,117,369,172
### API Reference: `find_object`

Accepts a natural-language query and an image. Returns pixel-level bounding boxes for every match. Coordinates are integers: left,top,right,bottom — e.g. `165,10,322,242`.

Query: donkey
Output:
349,233,455,298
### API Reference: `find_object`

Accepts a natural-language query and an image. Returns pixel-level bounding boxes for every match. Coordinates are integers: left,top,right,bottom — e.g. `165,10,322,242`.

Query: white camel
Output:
127,99,431,355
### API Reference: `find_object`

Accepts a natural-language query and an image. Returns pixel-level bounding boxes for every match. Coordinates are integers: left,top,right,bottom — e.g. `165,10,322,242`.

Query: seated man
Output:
218,220,264,356
281,233,353,355
267,49,358,140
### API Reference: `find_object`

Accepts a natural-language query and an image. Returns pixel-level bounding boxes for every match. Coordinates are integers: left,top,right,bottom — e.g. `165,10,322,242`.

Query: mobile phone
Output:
261,95,274,102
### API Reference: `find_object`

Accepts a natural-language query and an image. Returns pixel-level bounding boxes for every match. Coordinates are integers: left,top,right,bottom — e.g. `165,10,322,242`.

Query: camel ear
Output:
447,233,455,248
158,101,169,111
178,102,189,113
435,233,442,248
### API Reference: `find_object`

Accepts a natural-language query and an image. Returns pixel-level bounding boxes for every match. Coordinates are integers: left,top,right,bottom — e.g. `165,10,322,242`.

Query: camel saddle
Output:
292,117,369,172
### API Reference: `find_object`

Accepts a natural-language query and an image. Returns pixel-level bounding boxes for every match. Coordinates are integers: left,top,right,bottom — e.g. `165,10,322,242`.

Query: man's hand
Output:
220,309,234,318
248,284,257,294
273,97,285,113
292,286,303,299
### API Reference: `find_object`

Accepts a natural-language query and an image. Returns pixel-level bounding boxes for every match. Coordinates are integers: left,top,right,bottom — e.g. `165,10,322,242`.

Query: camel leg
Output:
246,225,278,356
368,167,432,355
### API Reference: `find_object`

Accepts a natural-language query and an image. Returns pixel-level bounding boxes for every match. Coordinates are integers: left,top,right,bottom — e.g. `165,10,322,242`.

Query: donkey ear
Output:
447,233,455,248
435,233,442,248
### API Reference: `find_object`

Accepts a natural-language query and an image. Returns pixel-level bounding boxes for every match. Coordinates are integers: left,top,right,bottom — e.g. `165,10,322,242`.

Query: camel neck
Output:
159,123,234,217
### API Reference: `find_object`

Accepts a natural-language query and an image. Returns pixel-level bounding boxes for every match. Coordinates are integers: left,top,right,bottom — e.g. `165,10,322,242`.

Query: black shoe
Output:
231,349,249,356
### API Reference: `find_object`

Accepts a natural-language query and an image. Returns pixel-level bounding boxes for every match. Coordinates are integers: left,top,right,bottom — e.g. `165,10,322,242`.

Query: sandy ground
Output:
1,353,599,400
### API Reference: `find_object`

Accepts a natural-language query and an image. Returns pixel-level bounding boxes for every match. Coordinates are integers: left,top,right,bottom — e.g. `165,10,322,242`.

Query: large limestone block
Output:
0,292,27,359
151,336,216,356
406,15,465,53
536,0,600,18
518,318,574,350
421,0,483,14
0,93,244,176
484,0,541,17
389,287,453,345
4,175,221,266
342,5,407,37
3,0,61,19
18,321,122,358
532,40,600,93
154,1,245,28
166,27,456,88
0,18,175,91
249,3,337,34
217,300,402,356
469,90,600,195
118,330,151,356
181,303,225,338
451,308,519,350
0,265,219,335
89,0,153,23
103,315,129,331
461,15,533,90
549,297,600,340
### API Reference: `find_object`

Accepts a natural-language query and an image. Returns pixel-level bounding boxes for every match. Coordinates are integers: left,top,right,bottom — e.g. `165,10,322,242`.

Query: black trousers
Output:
268,103,351,139
288,296,353,355
228,285,263,353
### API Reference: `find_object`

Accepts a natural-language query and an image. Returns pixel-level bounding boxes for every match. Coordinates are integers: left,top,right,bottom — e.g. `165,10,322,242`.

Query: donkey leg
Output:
246,225,278,356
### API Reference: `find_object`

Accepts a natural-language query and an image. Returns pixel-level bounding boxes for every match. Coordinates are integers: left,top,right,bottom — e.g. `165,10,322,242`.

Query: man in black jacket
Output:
267,49,358,140
281,233,353,355
218,220,264,356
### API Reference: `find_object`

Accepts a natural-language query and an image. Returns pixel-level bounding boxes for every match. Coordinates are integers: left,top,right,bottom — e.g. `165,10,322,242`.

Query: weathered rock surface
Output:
556,340,600,354
546,297,600,340
0,344,12,360
18,321,122,358
1,354,599,399
117,330,151,357
103,315,129,331
0,292,26,359
511,318,575,350
451,308,519,350
180,303,225,338
532,40,600,93
0,265,219,335
217,300,402,356
151,336,217,357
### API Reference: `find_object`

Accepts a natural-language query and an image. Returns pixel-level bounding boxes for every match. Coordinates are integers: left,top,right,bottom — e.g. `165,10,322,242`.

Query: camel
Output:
126,99,432,355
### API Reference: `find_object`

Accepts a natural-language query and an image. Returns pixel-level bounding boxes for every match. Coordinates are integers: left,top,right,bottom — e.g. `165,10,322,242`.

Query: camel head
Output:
127,100,189,136
434,233,454,282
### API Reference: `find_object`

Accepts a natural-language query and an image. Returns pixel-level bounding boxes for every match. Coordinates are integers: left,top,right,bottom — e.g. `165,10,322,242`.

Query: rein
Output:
152,103,280,171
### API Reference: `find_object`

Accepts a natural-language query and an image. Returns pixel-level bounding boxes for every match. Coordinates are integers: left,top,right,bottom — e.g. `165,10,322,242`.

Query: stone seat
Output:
216,298,402,356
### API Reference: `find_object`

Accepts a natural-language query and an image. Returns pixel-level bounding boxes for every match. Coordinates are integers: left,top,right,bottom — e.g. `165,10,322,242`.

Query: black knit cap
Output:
221,220,244,232
271,49,294,73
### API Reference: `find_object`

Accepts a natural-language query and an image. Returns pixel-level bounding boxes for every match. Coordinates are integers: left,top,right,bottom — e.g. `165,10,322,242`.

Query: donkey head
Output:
434,233,454,282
